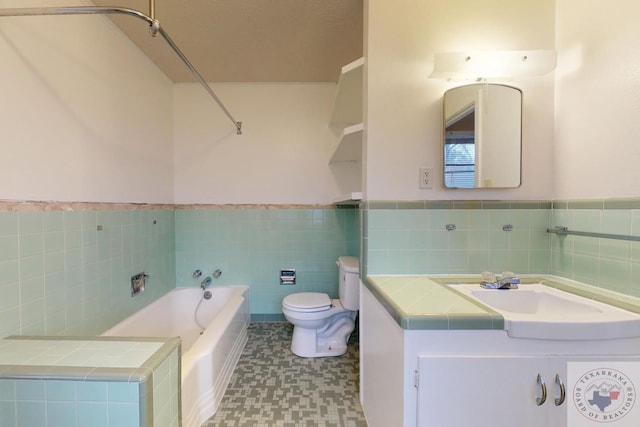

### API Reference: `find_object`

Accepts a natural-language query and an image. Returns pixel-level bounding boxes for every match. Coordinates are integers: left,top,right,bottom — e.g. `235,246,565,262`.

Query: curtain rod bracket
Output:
149,19,160,36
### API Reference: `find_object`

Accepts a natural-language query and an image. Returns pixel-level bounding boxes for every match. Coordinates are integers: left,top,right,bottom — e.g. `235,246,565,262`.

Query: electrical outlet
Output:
419,167,434,189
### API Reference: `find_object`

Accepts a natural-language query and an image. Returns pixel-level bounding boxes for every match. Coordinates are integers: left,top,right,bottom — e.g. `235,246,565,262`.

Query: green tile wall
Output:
363,201,552,276
0,210,176,339
152,347,180,427
0,336,179,427
174,207,360,315
0,379,140,427
550,200,640,297
3,198,639,331
364,198,640,301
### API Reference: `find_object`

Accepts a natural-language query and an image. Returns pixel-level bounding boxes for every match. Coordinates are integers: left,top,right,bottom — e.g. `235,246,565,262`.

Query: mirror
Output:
443,84,522,189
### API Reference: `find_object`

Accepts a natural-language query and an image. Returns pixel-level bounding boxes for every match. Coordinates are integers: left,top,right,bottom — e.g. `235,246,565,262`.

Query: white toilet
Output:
281,256,360,357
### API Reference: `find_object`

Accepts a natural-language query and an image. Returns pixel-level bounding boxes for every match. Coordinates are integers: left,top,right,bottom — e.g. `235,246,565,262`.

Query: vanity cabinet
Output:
417,355,545,426
360,282,640,427
417,354,640,427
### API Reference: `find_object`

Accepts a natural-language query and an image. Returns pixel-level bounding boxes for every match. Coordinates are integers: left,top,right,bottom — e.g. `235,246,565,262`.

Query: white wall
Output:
364,0,556,200
10,0,622,205
173,83,342,205
554,0,640,199
0,0,174,203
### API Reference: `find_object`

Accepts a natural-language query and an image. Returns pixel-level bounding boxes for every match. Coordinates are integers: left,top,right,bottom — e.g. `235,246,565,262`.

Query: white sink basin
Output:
449,283,640,340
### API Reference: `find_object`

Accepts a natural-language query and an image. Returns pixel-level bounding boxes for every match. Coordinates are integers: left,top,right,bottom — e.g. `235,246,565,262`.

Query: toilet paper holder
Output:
280,269,296,285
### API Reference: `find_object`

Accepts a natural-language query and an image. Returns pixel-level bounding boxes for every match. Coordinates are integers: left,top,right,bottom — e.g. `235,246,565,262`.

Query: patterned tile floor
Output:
204,322,367,427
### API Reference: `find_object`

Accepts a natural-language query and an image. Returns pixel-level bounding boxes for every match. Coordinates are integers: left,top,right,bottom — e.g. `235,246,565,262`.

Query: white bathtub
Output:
102,286,250,427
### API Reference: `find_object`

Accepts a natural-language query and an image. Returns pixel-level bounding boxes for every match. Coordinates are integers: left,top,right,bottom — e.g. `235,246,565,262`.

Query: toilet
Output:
282,256,360,357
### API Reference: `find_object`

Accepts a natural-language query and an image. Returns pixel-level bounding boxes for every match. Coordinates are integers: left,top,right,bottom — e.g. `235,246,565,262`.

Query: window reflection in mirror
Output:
443,84,522,189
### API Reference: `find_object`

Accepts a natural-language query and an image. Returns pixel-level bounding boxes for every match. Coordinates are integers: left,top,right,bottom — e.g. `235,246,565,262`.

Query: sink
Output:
449,283,640,340
462,285,601,315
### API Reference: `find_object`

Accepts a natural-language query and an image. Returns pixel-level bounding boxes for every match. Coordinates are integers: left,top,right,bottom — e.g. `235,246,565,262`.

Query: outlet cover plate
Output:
420,167,434,189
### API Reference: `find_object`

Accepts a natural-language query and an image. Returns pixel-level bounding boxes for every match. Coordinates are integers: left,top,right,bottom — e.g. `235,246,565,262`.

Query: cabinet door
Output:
548,355,640,427
417,355,548,427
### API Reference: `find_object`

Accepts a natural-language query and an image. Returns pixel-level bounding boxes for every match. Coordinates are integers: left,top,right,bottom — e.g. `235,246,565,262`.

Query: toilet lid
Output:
283,292,331,312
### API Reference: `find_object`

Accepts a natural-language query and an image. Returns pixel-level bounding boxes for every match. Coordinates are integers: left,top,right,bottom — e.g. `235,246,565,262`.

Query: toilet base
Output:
290,313,356,358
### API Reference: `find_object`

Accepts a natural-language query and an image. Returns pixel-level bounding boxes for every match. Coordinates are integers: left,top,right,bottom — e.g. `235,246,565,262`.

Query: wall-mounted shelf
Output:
328,57,364,205
330,57,364,127
332,192,363,205
330,123,364,163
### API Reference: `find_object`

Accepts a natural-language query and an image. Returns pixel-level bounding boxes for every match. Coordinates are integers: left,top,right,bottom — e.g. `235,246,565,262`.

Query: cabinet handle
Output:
555,374,566,406
536,373,547,406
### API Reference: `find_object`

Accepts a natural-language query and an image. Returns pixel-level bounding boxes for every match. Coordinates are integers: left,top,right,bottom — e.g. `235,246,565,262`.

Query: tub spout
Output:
200,276,213,289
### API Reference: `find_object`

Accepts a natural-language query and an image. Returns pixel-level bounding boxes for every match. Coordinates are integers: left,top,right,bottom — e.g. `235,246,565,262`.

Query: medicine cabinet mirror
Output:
443,83,522,189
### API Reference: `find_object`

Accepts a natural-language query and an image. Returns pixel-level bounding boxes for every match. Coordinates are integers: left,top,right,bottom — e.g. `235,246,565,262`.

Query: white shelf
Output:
329,122,364,163
328,57,364,205
332,192,363,205
329,57,364,127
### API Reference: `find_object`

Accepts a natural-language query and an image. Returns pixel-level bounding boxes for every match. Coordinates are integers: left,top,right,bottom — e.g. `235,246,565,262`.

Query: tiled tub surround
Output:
0,201,358,338
103,286,250,427
174,206,360,318
0,336,180,427
0,205,176,339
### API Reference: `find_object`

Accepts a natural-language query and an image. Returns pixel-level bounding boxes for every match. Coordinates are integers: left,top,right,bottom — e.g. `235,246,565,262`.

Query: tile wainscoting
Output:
174,205,360,315
0,203,175,339
2,196,640,336
362,200,552,277
363,198,640,299
0,201,359,335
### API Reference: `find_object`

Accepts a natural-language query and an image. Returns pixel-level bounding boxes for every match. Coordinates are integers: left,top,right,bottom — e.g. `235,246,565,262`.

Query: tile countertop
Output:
0,336,180,382
363,275,640,331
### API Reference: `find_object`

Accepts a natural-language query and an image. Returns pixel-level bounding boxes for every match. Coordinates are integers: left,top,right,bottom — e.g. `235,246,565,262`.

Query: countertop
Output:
363,275,640,330
0,336,180,382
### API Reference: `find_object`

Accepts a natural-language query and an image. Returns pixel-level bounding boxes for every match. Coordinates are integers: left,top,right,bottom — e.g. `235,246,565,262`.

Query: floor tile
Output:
205,322,366,427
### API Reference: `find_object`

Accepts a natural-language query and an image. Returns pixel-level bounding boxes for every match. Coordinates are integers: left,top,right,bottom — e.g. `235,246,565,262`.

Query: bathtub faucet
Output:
201,276,213,290
480,271,520,289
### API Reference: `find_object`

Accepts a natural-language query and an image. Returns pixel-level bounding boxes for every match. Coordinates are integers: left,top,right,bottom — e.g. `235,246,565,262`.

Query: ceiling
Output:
92,0,363,83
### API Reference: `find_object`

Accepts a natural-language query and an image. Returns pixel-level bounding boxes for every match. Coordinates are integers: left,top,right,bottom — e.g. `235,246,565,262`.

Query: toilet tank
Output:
338,256,360,310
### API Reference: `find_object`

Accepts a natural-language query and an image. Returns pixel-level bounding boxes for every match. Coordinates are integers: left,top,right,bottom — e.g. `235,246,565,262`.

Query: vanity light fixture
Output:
429,50,556,80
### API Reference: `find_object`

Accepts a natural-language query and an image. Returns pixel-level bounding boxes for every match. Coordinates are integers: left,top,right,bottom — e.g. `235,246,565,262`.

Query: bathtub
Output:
102,286,250,427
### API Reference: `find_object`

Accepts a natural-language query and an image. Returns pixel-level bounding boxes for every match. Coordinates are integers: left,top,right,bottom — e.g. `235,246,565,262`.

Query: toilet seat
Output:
282,292,332,313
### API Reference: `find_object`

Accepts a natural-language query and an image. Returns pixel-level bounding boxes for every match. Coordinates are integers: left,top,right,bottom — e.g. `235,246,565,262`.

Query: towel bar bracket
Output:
546,226,640,242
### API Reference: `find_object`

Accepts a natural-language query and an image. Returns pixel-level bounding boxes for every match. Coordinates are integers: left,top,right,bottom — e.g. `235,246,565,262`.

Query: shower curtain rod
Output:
0,5,243,135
